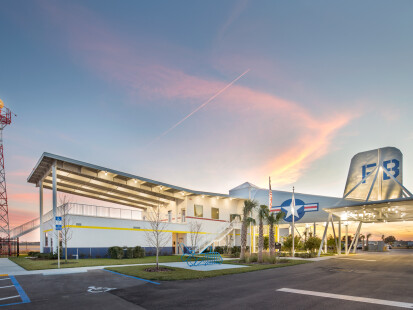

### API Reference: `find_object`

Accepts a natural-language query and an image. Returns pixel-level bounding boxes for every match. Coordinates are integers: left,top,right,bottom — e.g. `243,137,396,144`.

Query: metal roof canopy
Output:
323,197,413,223
28,153,229,210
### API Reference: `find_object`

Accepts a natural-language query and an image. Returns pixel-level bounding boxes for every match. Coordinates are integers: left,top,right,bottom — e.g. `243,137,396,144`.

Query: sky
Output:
1,0,413,241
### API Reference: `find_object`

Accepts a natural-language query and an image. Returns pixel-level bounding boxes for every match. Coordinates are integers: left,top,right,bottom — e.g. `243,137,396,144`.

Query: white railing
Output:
197,219,239,253
10,203,144,238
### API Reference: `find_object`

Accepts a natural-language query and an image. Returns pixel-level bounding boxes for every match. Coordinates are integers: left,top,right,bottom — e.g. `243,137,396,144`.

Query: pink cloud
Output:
36,1,359,187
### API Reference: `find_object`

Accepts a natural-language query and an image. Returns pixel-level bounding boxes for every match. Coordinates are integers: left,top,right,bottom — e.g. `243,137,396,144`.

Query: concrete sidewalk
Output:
0,257,246,276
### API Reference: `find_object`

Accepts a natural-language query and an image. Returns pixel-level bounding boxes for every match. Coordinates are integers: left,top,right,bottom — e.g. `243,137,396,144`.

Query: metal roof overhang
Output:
28,153,229,210
323,197,413,223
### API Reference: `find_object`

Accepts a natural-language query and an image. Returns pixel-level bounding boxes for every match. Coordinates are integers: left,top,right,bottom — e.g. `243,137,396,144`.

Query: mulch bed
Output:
144,267,173,272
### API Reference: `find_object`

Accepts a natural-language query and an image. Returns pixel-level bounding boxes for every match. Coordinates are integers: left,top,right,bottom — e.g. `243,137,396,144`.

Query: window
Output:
194,205,203,217
230,214,241,222
211,207,219,220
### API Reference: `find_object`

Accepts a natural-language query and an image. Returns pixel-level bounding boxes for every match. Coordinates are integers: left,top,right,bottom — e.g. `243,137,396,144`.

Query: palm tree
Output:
359,234,365,251
267,211,285,257
366,233,372,251
257,205,269,263
240,199,258,260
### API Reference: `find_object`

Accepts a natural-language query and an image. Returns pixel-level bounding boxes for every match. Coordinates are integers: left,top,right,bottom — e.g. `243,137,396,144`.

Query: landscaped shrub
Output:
126,247,134,259
214,246,224,254
304,236,322,253
108,246,124,259
28,251,40,257
133,246,145,258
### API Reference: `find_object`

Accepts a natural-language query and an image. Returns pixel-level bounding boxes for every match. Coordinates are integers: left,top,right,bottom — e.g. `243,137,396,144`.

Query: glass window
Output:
194,205,203,217
230,214,241,222
211,207,219,220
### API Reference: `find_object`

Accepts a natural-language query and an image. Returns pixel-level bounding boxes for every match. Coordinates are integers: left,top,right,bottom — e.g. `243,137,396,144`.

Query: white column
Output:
345,223,348,255
175,201,178,223
338,218,342,255
39,181,44,253
52,161,58,254
233,229,236,247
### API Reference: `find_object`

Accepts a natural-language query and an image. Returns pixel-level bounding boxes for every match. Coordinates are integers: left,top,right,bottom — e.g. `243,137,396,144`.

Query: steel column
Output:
39,181,44,253
52,161,58,254
338,218,341,255
317,214,330,257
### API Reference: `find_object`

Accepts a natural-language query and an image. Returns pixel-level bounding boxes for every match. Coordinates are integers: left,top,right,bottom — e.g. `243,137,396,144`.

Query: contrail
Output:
148,69,250,146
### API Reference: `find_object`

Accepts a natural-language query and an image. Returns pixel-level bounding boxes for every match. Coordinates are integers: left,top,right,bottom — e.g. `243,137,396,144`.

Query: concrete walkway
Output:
0,258,247,276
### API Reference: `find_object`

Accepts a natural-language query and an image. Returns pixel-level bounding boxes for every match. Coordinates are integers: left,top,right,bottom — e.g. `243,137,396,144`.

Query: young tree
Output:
59,195,73,262
304,236,322,254
267,211,285,257
240,199,258,260
384,235,396,245
283,234,302,255
257,205,269,263
145,202,171,270
188,220,203,252
49,194,73,260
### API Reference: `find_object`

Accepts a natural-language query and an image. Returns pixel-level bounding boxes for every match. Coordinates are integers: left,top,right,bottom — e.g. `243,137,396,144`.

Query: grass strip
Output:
106,260,309,281
8,255,183,270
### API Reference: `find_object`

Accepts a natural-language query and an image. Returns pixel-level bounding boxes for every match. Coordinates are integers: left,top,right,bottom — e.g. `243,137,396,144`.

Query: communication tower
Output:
0,99,12,241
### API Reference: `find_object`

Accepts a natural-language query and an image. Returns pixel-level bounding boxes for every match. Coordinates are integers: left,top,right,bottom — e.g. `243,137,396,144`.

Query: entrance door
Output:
172,233,177,254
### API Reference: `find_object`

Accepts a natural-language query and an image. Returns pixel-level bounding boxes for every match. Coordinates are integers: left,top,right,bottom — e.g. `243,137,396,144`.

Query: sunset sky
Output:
1,0,413,241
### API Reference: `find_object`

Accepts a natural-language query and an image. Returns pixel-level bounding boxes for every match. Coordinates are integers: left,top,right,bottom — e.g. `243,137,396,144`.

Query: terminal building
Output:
10,147,413,257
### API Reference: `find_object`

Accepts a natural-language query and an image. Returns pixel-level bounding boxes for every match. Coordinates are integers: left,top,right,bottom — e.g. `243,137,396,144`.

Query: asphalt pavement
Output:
3,249,413,309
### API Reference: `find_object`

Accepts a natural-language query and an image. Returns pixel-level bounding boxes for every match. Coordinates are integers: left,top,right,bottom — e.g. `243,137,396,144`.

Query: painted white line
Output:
0,285,14,289
0,278,10,281
336,258,376,262
0,295,20,301
277,288,413,309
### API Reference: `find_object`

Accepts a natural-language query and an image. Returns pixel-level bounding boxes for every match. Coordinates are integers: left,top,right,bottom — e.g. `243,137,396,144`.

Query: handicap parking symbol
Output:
87,286,116,293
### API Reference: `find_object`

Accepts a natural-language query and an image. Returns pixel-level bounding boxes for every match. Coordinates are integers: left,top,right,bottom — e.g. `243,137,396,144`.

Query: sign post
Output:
55,216,62,269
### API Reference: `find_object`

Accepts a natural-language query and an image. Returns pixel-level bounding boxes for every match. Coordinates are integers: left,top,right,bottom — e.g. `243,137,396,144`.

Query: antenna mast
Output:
0,99,12,241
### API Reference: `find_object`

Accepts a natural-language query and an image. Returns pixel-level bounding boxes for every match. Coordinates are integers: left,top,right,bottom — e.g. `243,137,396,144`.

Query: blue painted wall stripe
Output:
9,276,30,303
104,269,160,285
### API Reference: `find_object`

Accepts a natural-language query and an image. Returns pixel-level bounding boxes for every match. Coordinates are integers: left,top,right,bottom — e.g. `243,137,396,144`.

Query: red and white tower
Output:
0,99,12,240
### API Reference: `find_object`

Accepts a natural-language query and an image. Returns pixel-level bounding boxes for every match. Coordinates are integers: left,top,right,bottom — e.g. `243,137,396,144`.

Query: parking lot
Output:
2,250,413,309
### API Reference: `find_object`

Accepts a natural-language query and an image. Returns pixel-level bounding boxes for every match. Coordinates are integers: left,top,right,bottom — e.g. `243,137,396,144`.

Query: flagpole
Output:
292,186,295,257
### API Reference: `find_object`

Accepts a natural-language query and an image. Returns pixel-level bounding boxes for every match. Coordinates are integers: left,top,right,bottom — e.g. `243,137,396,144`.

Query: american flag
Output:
269,176,272,209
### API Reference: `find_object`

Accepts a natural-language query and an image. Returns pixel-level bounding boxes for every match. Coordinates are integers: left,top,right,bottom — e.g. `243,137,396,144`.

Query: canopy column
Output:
52,160,58,254
39,180,44,253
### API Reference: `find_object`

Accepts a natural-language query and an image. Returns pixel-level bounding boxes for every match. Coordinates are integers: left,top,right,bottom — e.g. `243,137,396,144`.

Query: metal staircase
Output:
197,220,240,253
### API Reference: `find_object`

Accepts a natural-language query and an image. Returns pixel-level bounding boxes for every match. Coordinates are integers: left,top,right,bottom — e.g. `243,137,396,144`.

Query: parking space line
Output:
9,276,30,303
0,285,14,289
0,278,10,281
105,270,161,285
336,258,377,262
0,295,20,301
277,288,413,309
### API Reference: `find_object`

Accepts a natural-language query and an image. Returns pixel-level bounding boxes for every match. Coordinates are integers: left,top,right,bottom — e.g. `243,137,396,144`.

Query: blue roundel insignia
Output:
270,199,319,222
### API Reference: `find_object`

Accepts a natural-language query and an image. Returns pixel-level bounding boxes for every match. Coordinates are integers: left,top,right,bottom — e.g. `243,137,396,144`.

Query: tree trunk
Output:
258,220,264,263
156,247,159,270
240,220,248,260
65,240,68,263
269,224,275,257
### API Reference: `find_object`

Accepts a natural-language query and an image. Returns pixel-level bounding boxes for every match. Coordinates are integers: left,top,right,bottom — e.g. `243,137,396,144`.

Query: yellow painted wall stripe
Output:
43,225,210,235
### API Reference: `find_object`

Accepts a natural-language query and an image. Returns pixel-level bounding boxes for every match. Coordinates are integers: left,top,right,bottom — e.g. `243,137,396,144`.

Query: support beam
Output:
351,221,363,254
43,179,153,209
330,216,339,251
338,218,341,255
345,223,349,255
39,181,44,253
52,161,57,254
318,214,330,257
